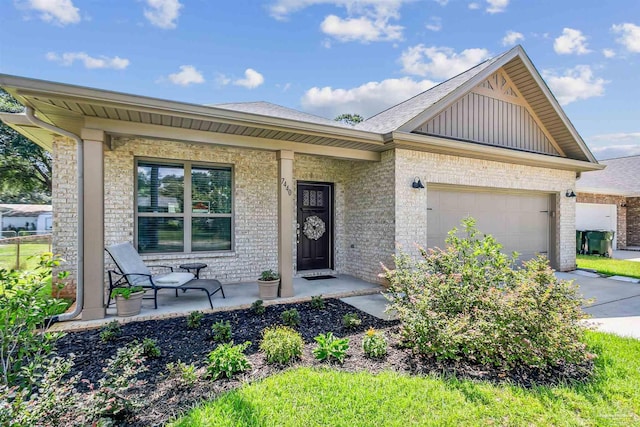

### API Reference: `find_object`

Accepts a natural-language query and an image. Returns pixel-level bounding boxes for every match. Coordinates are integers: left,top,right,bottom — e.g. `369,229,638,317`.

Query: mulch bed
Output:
54,298,593,426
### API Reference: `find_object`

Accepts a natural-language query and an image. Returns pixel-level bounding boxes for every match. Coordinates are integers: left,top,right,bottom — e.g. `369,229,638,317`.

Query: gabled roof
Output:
0,204,52,217
356,45,597,163
577,155,640,197
214,101,349,128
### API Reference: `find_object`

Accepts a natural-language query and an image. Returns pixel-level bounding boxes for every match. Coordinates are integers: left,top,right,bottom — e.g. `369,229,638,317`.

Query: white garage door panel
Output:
427,189,549,261
576,203,617,250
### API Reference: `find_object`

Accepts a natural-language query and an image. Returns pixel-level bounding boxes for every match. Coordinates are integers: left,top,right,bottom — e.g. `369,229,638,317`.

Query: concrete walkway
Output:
612,250,640,262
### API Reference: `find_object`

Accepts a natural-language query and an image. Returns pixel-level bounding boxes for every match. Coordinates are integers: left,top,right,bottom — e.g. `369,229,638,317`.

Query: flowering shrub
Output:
362,328,387,359
383,218,591,369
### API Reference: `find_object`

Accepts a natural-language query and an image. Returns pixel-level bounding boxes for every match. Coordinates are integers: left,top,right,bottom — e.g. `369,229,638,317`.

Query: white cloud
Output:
602,48,616,58
144,0,182,29
612,23,640,53
433,0,449,5
502,30,524,46
543,65,607,105
23,0,81,25
400,45,491,79
468,2,480,10
233,68,265,89
46,52,129,69
167,65,205,86
589,144,640,160
486,0,509,13
320,14,402,42
554,28,591,55
425,16,442,32
588,132,640,159
301,77,437,119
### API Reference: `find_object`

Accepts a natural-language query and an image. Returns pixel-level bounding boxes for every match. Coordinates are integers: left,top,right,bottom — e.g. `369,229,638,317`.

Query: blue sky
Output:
1,0,639,159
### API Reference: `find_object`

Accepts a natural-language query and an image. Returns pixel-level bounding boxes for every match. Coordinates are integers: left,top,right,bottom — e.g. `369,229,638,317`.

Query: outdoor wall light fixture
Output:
412,177,425,189
565,190,577,198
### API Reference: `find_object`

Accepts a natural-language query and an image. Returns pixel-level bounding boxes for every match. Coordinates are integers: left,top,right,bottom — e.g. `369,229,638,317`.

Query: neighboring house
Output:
576,155,640,249
0,204,52,235
0,45,602,321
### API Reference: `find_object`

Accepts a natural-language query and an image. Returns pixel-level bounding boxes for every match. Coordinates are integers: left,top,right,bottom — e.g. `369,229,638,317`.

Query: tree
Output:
334,113,364,126
0,89,52,203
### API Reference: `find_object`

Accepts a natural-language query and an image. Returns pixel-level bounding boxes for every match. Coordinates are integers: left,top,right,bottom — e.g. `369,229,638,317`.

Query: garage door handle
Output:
540,210,549,213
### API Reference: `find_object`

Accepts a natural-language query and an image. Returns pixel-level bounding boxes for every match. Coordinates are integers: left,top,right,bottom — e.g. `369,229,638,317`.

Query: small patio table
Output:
179,262,207,279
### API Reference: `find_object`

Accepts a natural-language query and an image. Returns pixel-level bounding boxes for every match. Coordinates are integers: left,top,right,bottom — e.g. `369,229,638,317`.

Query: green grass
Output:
577,255,640,279
0,243,51,271
171,332,640,427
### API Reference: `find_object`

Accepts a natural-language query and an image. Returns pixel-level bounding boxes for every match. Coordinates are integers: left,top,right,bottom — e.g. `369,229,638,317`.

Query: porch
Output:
50,274,384,332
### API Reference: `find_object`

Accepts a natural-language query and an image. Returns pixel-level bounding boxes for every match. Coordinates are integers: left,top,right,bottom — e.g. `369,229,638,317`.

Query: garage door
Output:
576,203,617,250
427,188,550,262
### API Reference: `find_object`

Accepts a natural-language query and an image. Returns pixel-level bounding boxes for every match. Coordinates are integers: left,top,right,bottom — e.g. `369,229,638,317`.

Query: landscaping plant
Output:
362,328,387,359
186,310,204,329
212,320,232,343
141,338,161,358
342,312,362,329
110,286,144,299
260,326,304,364
166,360,198,387
99,320,122,343
310,295,325,310
251,299,266,315
206,342,251,380
383,217,591,369
281,308,301,327
313,332,349,363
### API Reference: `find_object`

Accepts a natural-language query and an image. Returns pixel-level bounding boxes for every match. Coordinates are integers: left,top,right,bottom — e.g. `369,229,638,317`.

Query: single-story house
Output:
0,45,602,321
0,203,52,235
576,155,640,249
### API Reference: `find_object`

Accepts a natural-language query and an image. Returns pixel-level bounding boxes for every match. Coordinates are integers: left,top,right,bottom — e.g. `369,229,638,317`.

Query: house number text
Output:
281,178,293,196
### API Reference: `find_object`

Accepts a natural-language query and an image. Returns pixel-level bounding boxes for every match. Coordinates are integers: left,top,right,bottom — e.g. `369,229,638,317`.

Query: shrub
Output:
186,311,204,329
212,320,232,343
166,360,198,387
362,328,387,359
99,321,122,343
310,295,325,310
260,326,304,364
88,342,147,420
342,313,362,329
259,270,279,281
206,342,251,380
251,299,266,315
281,308,300,327
313,332,349,364
0,253,68,387
141,338,161,358
383,218,590,369
110,286,144,299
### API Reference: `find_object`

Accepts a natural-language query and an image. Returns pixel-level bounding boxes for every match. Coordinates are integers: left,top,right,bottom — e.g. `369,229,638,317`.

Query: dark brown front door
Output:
297,182,333,271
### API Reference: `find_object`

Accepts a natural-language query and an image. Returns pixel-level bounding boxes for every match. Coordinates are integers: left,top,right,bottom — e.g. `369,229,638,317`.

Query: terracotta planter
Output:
257,279,280,300
115,291,144,317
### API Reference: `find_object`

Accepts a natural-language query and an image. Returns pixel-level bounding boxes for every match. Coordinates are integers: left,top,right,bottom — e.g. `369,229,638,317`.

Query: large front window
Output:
136,160,233,254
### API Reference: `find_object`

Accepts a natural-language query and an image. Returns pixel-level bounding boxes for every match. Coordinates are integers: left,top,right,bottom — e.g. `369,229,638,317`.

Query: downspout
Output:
24,107,84,322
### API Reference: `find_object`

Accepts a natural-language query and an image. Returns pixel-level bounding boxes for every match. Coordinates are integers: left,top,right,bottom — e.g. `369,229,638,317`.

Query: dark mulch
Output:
54,298,593,426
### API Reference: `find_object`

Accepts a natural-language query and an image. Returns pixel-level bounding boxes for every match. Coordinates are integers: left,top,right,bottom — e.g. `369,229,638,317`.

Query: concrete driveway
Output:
556,271,640,339
611,250,640,262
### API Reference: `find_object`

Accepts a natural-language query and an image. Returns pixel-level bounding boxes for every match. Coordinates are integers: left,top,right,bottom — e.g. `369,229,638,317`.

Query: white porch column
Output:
80,128,105,320
277,150,295,297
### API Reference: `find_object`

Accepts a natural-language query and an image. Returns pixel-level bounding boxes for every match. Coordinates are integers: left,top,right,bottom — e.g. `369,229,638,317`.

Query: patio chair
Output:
105,242,224,309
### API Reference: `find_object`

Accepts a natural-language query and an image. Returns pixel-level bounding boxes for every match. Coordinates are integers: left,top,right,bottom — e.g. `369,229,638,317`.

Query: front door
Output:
297,182,333,271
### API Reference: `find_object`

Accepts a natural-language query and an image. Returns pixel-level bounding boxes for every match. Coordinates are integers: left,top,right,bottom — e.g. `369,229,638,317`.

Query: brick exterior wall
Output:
576,192,627,249
627,197,640,246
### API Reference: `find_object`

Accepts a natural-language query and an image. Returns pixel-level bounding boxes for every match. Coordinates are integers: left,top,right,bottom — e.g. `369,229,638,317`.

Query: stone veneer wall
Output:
627,197,640,246
394,149,577,271
576,192,627,249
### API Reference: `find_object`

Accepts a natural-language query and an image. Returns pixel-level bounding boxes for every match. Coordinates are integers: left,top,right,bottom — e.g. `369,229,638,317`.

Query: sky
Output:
1,0,639,160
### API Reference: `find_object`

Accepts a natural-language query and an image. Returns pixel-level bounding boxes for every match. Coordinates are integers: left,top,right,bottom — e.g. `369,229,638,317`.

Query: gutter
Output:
23,107,84,323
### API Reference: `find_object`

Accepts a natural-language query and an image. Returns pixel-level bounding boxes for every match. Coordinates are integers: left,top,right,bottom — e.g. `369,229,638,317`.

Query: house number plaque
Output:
281,178,293,196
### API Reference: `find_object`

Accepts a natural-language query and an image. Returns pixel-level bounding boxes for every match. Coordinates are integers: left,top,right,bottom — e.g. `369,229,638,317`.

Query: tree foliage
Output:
0,89,52,203
334,113,364,126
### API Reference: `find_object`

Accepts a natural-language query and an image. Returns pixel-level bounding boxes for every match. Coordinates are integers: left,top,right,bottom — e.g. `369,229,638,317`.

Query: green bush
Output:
281,308,300,327
362,328,387,359
211,320,232,343
0,253,68,387
141,338,161,358
251,299,266,315
310,295,325,310
342,313,362,329
260,326,304,364
166,360,198,387
313,332,349,364
383,218,590,369
99,320,122,343
207,342,251,380
186,311,204,329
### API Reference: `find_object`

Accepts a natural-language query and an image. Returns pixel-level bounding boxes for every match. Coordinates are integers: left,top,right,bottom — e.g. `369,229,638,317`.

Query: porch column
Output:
277,150,295,297
80,128,105,320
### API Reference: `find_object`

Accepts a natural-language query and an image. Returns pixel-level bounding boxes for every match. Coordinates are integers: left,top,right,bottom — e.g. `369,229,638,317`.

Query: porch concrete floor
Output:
51,274,383,332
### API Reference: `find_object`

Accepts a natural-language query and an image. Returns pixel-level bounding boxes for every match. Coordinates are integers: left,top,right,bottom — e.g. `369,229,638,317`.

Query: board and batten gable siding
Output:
414,70,562,157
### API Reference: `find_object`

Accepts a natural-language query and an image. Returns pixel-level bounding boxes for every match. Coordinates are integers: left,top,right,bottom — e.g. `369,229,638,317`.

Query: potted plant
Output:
257,269,280,300
111,286,145,317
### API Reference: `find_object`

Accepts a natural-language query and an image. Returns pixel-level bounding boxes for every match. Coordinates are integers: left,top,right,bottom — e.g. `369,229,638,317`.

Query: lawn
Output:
0,242,51,271
171,332,640,427
577,254,640,279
